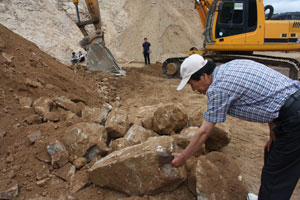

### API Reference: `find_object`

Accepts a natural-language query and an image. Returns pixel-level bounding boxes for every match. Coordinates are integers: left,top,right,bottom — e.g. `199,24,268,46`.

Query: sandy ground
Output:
1,23,300,199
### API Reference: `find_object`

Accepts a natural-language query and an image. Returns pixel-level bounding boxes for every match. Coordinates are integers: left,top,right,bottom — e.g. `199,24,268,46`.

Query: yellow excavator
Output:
72,0,124,74
163,0,300,80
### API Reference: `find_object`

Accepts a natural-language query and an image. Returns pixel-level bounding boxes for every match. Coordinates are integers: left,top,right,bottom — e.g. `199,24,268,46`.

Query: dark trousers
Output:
258,93,300,200
143,52,150,65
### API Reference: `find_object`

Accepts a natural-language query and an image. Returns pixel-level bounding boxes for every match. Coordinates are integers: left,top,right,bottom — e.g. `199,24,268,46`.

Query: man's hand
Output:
265,122,276,152
171,153,186,168
171,121,216,168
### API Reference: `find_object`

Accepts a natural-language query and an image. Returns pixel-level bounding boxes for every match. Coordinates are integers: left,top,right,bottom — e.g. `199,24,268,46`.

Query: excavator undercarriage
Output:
162,53,300,80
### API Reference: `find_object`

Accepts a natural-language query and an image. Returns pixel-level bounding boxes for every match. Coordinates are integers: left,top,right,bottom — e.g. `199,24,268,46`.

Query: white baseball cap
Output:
177,54,208,91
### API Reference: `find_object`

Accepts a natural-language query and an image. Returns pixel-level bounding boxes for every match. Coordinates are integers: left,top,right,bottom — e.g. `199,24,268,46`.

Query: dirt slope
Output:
1,23,300,199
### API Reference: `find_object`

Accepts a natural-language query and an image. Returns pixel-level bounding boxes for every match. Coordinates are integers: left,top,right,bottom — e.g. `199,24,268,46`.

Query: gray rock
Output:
25,131,42,147
47,140,69,168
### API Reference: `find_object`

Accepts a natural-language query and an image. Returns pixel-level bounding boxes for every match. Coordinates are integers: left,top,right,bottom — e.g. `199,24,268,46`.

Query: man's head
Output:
144,37,148,41
177,54,216,94
72,52,75,55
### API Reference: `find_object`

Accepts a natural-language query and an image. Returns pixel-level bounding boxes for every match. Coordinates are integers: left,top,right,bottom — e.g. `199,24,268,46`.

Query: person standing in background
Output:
142,37,151,65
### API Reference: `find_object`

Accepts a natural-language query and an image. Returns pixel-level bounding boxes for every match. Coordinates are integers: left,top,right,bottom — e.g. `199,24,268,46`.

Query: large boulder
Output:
89,136,187,196
105,108,129,138
63,122,108,161
152,103,188,135
193,152,248,200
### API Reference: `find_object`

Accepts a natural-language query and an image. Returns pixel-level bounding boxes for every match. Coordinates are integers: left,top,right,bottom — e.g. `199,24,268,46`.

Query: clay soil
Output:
0,24,300,199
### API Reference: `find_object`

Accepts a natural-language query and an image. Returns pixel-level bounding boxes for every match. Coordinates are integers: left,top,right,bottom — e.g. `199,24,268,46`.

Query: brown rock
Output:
54,163,76,182
137,105,158,129
89,136,187,196
153,103,188,135
1,52,14,63
43,112,60,122
36,178,50,187
0,184,18,200
105,108,129,138
55,96,81,116
18,96,33,108
109,137,130,153
73,157,87,169
205,124,231,152
173,127,206,156
25,78,42,88
70,170,91,194
194,152,248,200
63,122,108,161
188,107,204,127
24,114,42,125
81,103,112,124
33,97,53,116
124,125,157,146
47,140,69,168
25,131,42,147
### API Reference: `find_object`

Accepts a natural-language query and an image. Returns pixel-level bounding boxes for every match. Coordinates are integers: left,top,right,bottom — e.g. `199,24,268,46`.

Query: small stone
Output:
25,131,42,147
36,178,50,187
73,157,87,169
6,156,14,163
0,184,18,199
0,130,6,138
7,171,16,179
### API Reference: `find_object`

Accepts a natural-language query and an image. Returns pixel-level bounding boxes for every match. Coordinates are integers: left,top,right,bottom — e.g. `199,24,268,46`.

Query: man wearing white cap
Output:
171,54,300,200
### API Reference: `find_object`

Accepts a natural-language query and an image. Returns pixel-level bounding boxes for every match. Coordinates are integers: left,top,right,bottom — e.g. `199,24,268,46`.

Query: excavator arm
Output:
194,0,214,28
72,0,123,74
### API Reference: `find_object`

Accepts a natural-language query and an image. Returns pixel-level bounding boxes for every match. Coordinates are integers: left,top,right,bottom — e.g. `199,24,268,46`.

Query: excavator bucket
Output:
86,41,122,74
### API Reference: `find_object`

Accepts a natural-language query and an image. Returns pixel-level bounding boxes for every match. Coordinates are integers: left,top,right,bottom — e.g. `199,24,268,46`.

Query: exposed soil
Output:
0,23,299,199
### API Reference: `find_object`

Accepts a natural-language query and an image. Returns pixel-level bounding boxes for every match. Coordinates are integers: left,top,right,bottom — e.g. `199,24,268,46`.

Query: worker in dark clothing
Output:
171,54,300,200
142,37,151,65
70,52,78,65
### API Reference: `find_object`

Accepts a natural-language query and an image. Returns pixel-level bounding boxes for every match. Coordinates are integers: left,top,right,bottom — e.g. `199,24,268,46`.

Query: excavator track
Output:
162,54,300,80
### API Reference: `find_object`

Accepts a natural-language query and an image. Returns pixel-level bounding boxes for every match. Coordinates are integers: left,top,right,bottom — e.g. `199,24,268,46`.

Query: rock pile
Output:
22,97,246,198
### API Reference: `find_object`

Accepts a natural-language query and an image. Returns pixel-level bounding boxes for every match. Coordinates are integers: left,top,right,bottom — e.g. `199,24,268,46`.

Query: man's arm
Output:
171,120,216,167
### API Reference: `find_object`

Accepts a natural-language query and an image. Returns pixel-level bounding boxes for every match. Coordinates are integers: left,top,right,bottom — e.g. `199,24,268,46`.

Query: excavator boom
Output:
73,0,123,74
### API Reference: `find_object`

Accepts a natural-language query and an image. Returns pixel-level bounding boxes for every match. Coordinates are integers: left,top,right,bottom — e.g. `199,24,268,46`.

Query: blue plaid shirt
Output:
204,60,300,123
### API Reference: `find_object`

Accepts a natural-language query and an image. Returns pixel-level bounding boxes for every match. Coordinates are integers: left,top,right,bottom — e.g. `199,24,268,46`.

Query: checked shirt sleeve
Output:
204,90,233,123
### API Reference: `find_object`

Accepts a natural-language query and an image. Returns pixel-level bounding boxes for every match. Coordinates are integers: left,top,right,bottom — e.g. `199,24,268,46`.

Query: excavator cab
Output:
163,0,300,80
